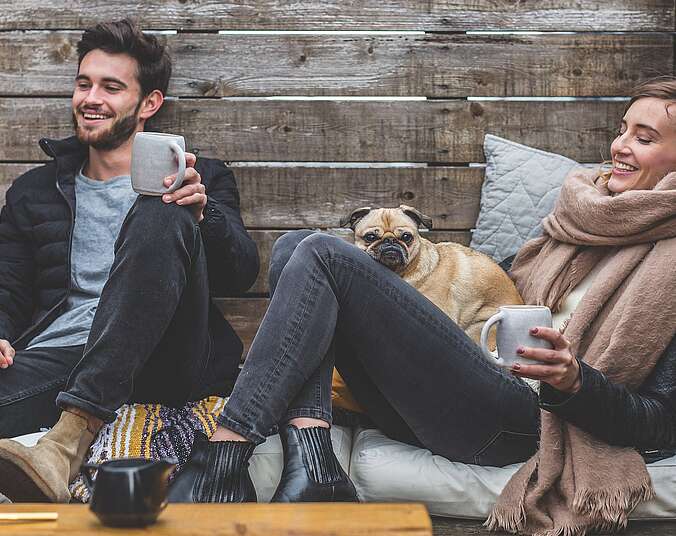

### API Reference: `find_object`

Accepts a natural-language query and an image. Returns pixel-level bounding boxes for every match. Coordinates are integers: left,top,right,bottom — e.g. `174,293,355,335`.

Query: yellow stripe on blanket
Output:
70,396,227,503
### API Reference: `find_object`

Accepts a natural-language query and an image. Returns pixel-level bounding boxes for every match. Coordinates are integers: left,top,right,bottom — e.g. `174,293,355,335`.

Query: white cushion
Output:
250,425,353,502
350,428,676,520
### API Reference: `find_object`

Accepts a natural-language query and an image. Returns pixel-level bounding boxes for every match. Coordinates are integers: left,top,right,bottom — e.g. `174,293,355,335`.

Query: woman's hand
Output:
510,327,582,394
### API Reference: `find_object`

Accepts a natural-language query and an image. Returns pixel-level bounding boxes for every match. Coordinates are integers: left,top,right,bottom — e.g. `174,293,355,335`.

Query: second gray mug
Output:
480,305,553,368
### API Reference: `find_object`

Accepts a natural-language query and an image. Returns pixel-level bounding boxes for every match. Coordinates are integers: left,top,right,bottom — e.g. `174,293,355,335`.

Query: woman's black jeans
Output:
218,231,541,467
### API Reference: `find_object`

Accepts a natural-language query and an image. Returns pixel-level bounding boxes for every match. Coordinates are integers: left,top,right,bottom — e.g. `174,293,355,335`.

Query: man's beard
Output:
72,100,142,151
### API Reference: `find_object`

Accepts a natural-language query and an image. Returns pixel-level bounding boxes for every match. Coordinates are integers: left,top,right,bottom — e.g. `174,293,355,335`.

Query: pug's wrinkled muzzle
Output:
375,241,408,269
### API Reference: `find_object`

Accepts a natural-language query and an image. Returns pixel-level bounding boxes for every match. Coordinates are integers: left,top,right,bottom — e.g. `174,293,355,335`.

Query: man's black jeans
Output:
218,231,541,467
0,197,218,438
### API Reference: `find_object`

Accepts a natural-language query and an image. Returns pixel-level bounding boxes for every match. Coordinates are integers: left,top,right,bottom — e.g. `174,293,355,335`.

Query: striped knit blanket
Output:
69,396,227,502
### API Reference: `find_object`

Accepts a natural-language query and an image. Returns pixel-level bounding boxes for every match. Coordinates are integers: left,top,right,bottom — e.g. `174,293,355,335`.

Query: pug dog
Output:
340,205,523,346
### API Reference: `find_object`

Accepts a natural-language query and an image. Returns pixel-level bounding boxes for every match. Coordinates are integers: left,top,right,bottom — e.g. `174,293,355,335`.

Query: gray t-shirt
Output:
27,168,138,349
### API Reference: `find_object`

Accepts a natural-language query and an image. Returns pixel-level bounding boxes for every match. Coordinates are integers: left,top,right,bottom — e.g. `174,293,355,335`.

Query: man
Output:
0,19,259,502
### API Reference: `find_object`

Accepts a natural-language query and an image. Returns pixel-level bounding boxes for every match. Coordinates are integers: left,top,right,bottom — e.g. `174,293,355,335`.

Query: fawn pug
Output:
340,205,523,345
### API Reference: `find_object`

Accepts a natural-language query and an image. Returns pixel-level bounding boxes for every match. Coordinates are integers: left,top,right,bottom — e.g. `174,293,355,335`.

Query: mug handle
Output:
82,463,99,493
166,141,186,193
480,311,504,365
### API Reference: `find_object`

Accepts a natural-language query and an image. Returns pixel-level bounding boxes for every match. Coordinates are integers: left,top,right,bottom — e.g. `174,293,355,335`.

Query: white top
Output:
522,252,611,393
552,254,612,332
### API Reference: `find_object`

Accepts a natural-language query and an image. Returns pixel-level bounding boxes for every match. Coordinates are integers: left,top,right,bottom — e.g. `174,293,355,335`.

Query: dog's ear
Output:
399,205,433,230
340,206,373,229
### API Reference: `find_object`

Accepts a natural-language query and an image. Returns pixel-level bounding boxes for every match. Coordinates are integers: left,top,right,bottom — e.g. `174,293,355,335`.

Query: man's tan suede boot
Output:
0,411,94,502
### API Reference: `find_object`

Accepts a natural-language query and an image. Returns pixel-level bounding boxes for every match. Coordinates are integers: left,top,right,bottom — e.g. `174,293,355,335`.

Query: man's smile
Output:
78,109,114,126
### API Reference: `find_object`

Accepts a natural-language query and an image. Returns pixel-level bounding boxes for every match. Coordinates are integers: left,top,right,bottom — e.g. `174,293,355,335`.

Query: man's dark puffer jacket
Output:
0,136,259,386
500,255,676,461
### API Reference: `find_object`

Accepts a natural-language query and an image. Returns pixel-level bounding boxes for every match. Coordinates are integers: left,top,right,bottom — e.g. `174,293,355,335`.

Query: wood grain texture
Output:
235,167,483,230
0,1,672,31
214,297,268,353
0,503,432,535
0,99,625,163
246,229,472,295
0,165,483,230
1,32,671,97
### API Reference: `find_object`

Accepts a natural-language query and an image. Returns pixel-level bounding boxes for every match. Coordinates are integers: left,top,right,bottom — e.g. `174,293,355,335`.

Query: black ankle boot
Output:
271,425,359,502
168,432,257,502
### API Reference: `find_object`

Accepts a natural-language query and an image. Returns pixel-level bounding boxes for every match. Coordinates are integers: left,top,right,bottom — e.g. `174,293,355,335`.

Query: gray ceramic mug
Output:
131,132,186,196
480,305,553,368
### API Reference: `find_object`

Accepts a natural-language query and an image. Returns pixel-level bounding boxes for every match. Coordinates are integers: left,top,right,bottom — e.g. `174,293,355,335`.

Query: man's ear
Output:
138,89,164,122
339,207,372,229
399,204,433,230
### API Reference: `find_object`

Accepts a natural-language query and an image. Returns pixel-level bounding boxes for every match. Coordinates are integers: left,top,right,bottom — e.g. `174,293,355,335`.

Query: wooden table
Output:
0,503,431,535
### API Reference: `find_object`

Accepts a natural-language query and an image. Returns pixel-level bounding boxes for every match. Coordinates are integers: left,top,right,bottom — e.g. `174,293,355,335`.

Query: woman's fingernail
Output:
163,195,170,202
530,327,539,334
516,346,525,354
512,363,521,371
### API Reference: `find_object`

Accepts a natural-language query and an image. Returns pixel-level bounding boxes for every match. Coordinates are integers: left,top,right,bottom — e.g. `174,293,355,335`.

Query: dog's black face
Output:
368,235,411,269
352,209,420,273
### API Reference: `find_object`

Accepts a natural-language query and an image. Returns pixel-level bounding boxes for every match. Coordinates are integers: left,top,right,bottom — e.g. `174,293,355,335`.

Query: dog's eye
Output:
401,232,413,243
364,233,378,243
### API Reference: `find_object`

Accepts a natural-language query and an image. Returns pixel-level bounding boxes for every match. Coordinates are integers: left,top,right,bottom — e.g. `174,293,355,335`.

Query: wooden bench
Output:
1,2,675,533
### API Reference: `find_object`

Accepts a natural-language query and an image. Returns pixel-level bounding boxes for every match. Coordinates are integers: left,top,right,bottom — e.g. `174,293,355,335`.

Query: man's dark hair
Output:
77,19,172,97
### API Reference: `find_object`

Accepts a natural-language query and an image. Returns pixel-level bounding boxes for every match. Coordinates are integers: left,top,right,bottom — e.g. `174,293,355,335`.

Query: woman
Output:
171,79,676,534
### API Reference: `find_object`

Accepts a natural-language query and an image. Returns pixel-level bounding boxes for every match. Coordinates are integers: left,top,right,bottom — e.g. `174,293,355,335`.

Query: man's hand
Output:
510,326,582,394
0,339,15,369
162,152,207,222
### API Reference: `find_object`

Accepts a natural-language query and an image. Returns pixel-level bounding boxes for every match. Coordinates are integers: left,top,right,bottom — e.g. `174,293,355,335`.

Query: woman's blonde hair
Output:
598,76,676,186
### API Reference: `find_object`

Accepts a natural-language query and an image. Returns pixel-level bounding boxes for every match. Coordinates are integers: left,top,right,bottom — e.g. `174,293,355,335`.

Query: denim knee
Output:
133,195,194,230
116,196,197,253
293,232,354,262
269,230,316,292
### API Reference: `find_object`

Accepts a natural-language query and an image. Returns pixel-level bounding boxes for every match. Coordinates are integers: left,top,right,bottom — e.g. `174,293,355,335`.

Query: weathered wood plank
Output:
1,32,671,97
0,99,625,163
0,165,31,205
247,229,472,295
235,167,483,230
0,165,483,230
0,1,671,31
0,503,433,536
215,297,267,354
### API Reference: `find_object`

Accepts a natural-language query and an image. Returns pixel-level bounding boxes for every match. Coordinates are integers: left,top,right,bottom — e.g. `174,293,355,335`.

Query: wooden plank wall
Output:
0,1,674,350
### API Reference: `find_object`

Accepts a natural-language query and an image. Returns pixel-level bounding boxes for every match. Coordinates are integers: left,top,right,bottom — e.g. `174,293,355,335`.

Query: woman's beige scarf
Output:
486,170,676,536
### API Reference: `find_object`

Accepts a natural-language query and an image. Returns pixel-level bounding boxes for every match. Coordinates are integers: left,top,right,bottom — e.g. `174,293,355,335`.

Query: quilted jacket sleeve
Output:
196,158,260,296
0,184,36,342
540,333,676,450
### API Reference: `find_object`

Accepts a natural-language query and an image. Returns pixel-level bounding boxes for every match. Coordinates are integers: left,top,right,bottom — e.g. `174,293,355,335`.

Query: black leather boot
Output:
271,425,359,502
168,432,257,502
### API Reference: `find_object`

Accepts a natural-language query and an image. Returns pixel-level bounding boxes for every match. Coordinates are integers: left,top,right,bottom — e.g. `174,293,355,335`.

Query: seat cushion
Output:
350,428,676,520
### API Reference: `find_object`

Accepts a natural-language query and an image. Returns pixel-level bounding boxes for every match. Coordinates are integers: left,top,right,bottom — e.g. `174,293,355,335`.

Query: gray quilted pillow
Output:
470,134,580,263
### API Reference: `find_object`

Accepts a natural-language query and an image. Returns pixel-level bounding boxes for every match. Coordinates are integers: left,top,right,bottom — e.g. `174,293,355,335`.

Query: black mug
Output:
83,458,177,527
